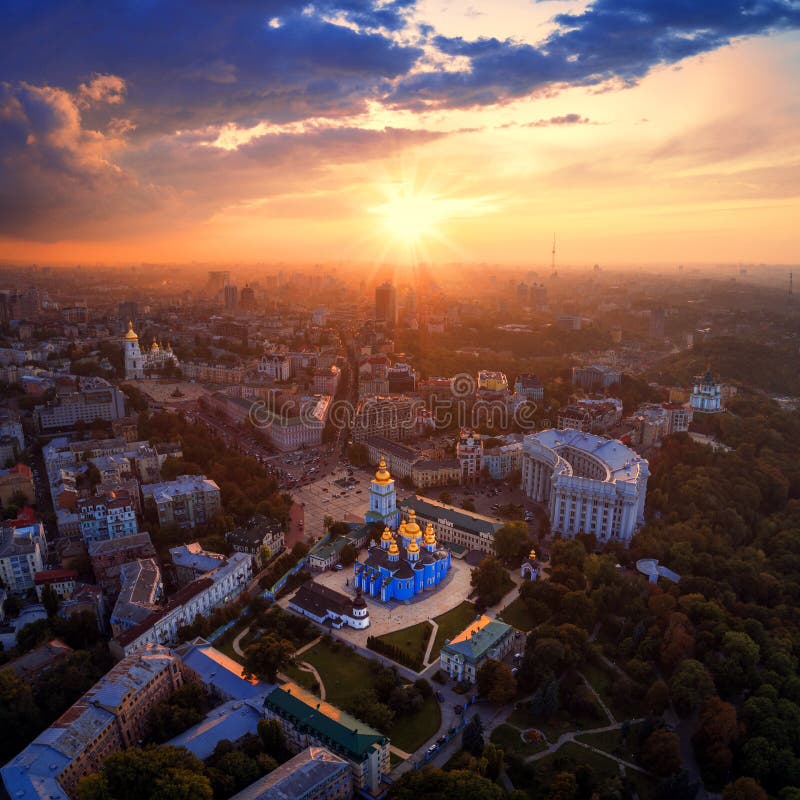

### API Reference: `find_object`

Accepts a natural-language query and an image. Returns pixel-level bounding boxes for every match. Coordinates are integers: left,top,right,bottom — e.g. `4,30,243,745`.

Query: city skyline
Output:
1,1,799,266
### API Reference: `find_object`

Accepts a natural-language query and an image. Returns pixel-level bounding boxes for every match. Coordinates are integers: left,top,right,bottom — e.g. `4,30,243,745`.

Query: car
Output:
334,564,344,571
355,489,362,494
427,745,437,755
437,736,447,745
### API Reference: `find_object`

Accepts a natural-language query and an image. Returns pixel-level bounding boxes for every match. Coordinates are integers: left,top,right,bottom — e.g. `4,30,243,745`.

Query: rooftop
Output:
170,542,226,574
442,615,512,664
400,495,504,537
264,682,387,762
227,747,349,800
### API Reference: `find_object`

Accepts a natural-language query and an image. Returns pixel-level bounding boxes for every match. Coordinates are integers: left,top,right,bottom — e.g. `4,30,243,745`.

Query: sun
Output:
373,189,443,247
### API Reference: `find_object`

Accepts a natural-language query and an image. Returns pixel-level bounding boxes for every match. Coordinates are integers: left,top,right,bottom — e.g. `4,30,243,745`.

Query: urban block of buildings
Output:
141,474,222,529
289,582,370,630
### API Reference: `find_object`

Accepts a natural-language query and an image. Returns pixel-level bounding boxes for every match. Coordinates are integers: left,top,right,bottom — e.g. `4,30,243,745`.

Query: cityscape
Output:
1,4,800,800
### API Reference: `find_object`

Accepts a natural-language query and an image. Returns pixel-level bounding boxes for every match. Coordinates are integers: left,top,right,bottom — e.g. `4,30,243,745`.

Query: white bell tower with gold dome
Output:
124,321,145,380
366,456,400,529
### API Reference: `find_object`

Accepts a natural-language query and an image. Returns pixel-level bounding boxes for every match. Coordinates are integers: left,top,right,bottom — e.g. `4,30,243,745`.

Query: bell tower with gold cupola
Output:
366,456,400,529
124,321,145,380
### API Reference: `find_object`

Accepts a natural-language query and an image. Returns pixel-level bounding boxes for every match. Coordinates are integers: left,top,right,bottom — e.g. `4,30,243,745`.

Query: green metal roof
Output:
401,495,504,536
264,684,387,762
441,618,513,664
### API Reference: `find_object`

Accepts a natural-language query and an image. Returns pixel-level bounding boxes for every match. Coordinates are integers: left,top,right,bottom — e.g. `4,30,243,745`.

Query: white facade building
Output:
124,322,179,380
521,429,649,545
690,370,724,413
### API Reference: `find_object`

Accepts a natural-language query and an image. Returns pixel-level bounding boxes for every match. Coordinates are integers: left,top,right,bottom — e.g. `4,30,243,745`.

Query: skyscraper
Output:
224,284,238,310
375,282,397,325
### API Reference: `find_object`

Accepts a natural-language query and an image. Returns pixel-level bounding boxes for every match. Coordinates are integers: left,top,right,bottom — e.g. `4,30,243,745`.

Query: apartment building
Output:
1,645,183,800
88,532,157,595
0,522,46,592
353,395,418,444
34,378,126,433
77,491,138,545
141,475,222,529
264,682,390,795
110,559,163,636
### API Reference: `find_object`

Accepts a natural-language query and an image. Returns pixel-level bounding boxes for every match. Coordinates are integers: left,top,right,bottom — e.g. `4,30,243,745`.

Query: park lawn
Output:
498,595,535,632
302,639,375,708
387,695,441,753
375,620,434,670
282,663,317,691
508,703,607,743
431,601,478,655
302,639,441,752
491,723,547,757
575,723,644,762
582,661,642,722
536,741,622,784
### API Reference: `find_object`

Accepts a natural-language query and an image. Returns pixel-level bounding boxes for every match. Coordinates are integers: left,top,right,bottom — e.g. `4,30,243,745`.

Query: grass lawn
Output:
537,741,622,783
491,723,547,757
212,615,253,662
282,663,317,691
508,704,607,742
582,661,641,721
431,601,478,655
575,724,643,762
388,695,441,753
302,639,441,752
302,639,375,708
375,620,434,670
498,595,535,632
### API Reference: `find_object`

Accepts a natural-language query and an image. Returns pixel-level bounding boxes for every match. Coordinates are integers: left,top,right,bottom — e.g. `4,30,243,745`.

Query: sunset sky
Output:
1,0,799,266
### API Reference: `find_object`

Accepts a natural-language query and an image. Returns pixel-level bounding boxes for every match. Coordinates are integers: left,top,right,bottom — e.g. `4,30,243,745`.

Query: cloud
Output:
388,0,800,109
76,74,126,108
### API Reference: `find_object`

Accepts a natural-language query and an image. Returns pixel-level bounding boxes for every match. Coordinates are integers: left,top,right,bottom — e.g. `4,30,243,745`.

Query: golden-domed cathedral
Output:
123,321,179,379
358,457,452,601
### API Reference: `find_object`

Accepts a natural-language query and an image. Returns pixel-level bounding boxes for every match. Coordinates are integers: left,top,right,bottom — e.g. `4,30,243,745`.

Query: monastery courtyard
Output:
303,556,484,647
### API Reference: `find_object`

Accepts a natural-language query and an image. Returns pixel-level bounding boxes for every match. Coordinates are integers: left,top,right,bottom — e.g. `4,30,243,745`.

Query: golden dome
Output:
373,456,392,485
404,509,421,538
381,526,393,542
529,548,537,561
151,338,160,352
388,539,399,555
124,321,138,341
424,523,437,545
407,539,420,554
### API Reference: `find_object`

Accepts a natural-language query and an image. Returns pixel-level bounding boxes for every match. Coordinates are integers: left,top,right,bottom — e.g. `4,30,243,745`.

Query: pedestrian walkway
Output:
579,671,616,724
232,625,251,657
422,621,439,667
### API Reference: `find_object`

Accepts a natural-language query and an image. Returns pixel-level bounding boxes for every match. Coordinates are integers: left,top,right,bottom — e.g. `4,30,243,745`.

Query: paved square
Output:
292,466,371,540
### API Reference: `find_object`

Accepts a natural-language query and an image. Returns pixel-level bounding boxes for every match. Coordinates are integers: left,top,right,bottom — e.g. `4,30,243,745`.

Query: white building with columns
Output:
521,429,648,545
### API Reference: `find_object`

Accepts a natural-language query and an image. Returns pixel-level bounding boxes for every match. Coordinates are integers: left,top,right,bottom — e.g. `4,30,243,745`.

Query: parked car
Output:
334,564,344,571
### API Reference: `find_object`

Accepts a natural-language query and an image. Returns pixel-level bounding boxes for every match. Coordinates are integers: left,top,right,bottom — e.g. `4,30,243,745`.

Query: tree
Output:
693,696,739,781
483,742,504,780
339,543,357,566
257,718,286,758
470,556,510,608
387,767,505,800
494,521,530,563
0,669,44,762
477,659,517,705
548,772,578,800
641,729,682,777
669,659,715,716
346,693,395,731
645,679,671,716
462,498,476,512
722,778,768,800
242,635,295,682
439,491,452,504
80,745,211,800
41,583,61,617
462,714,485,757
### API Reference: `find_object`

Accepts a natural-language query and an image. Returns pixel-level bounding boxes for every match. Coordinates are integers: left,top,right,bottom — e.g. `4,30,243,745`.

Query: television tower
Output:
551,233,556,272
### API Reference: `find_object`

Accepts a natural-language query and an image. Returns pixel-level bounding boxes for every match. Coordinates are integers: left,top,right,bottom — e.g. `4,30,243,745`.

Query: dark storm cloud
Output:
0,0,422,134
388,0,800,108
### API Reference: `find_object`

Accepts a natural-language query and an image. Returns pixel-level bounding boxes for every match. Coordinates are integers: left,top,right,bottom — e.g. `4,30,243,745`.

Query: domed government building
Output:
355,459,452,602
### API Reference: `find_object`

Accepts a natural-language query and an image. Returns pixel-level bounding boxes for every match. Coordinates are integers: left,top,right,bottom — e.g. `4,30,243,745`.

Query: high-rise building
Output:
207,270,230,295
375,282,397,325
224,284,238,310
118,301,138,328
649,307,665,340
239,284,256,310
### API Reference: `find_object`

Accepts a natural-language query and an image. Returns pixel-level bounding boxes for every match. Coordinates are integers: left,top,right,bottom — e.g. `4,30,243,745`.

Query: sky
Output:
1,0,799,267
